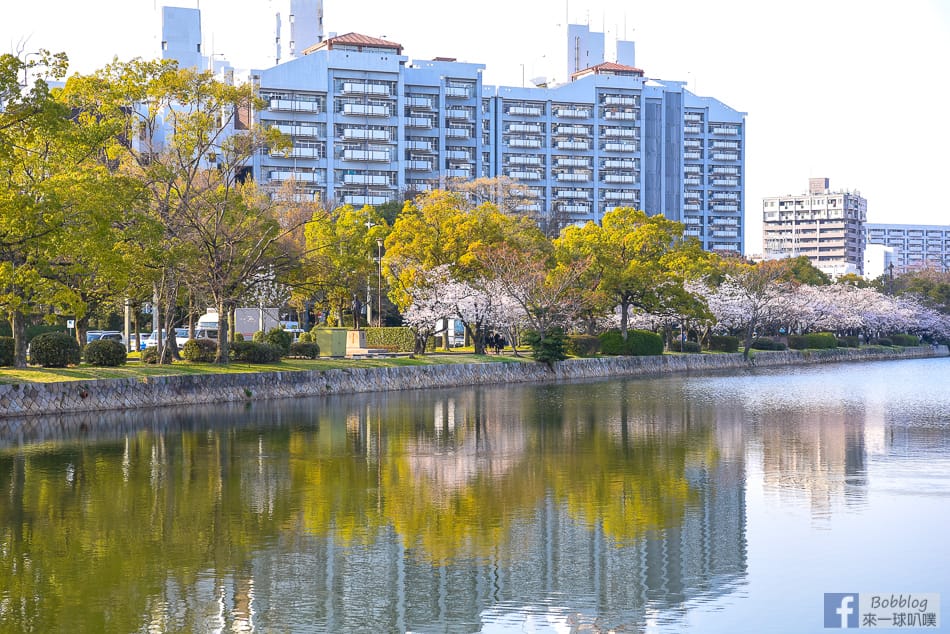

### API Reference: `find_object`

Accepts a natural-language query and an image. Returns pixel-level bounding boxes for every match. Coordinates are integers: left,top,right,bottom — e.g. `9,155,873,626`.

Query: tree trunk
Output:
215,300,231,364
11,310,27,369
620,298,630,341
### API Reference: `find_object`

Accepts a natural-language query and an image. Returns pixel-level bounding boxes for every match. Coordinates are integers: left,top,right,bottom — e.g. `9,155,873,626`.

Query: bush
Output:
890,334,919,347
836,336,860,348
234,332,245,342
709,335,740,353
288,342,320,359
29,331,81,368
230,340,283,363
788,332,837,350
365,327,416,352
262,327,292,353
252,330,265,343
141,347,159,364
598,329,664,356
522,328,567,367
298,331,313,343
872,337,893,347
180,338,218,362
0,336,13,366
566,334,600,357
83,339,127,366
751,337,788,351
676,341,702,353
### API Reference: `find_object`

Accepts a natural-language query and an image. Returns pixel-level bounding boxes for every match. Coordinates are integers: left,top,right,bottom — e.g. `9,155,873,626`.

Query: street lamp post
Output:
376,238,384,327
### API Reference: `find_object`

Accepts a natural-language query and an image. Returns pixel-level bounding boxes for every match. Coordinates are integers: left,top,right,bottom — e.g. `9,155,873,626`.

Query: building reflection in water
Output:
0,379,747,632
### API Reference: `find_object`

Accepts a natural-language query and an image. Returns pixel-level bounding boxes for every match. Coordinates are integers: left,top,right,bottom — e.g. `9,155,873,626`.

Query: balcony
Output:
269,170,319,182
712,153,739,161
603,127,637,138
445,86,471,98
271,124,321,138
558,204,591,213
557,157,590,168
684,126,702,135
710,126,739,135
270,99,321,113
557,172,589,182
406,140,433,151
684,152,702,160
446,108,472,120
279,146,323,159
684,203,702,211
556,108,591,118
406,160,433,171
604,110,637,121
603,174,636,184
342,82,390,96
712,141,739,150
508,170,542,180
684,113,703,123
685,178,702,187
509,123,542,134
603,142,636,152
712,204,739,212
557,190,590,199
343,128,391,141
712,168,739,176
445,150,470,160
342,103,389,117
603,159,635,169
604,96,637,106
713,193,738,201
509,138,542,148
557,140,590,150
342,149,390,162
445,168,471,177
508,105,543,117
406,96,433,109
712,178,739,187
344,195,389,206
604,191,637,201
509,155,542,166
556,125,589,136
343,174,390,186
446,127,471,139
406,117,434,129
516,203,542,213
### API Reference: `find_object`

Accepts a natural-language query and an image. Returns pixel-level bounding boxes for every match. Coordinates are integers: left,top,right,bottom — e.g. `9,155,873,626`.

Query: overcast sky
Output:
4,0,949,253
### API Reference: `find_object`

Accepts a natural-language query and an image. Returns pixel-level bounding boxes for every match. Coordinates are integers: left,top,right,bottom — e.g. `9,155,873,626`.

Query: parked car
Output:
142,328,188,349
175,327,218,348
86,330,124,344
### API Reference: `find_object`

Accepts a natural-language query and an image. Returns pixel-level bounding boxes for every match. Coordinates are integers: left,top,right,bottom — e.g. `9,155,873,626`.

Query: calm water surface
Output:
1,358,948,633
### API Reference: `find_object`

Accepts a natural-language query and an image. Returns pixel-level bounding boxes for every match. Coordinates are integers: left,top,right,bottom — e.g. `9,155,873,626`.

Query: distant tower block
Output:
272,0,325,64
161,6,204,69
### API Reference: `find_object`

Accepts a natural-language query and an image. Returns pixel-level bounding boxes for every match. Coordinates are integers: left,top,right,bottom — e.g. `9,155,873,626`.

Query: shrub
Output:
677,340,702,353
0,336,13,366
234,332,245,342
708,335,740,353
836,336,860,348
181,338,218,362
141,347,159,364
751,337,788,351
598,331,626,355
566,334,600,357
890,334,919,347
262,327,292,353
252,330,265,343
298,331,313,343
788,332,836,350
288,342,320,359
230,340,283,363
29,331,81,368
872,337,893,347
83,339,127,366
365,327,416,352
522,328,567,367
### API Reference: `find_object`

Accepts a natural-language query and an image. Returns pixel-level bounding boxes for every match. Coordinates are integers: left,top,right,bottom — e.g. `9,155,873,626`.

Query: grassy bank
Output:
0,352,530,385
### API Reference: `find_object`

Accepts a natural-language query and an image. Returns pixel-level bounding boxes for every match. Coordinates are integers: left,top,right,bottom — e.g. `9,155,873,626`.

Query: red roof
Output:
571,61,645,81
303,32,404,56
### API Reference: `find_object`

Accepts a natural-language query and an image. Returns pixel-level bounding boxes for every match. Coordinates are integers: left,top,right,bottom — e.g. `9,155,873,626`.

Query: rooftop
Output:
303,32,404,56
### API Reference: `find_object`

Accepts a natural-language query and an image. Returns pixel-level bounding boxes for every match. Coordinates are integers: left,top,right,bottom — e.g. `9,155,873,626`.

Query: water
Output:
0,358,948,632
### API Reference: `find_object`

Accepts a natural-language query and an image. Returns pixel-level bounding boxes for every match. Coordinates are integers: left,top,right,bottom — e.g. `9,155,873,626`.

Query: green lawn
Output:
0,352,532,385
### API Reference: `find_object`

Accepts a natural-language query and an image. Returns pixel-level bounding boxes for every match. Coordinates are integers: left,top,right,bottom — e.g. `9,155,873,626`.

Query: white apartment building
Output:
865,223,950,273
762,178,867,275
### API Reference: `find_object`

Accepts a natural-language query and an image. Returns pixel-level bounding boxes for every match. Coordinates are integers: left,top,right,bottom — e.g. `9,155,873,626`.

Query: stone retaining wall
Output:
0,346,944,419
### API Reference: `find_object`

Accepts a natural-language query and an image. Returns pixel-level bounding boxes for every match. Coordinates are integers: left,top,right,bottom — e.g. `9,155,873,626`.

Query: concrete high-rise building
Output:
865,223,950,273
161,6,204,70
249,30,745,251
270,0,325,65
762,178,867,276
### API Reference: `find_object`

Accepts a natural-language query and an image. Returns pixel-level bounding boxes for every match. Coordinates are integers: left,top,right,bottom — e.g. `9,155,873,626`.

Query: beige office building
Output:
762,177,867,276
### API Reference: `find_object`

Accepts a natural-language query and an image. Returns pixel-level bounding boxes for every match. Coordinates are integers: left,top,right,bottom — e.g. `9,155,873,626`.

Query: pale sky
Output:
4,0,950,253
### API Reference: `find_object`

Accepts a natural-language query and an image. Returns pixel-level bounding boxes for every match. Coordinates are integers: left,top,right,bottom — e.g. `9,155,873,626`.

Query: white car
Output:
142,328,188,348
176,327,218,347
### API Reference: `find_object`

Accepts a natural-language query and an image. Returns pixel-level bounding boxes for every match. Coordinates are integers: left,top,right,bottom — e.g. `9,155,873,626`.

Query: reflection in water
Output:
0,380,745,632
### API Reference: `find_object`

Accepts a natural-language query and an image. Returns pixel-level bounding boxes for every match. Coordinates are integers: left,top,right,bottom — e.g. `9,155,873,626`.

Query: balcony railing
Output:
406,160,433,171
557,158,590,168
406,140,433,151
556,125,589,136
445,86,471,98
342,82,390,96
557,172,589,182
342,149,390,162
603,159,635,169
343,128,390,141
342,103,389,117
557,140,590,150
406,96,433,109
344,195,389,206
406,117,434,129
509,138,542,148
603,142,636,152
270,99,321,113
509,155,542,165
508,170,542,180
446,127,471,139
509,123,542,133
604,111,637,120
556,190,591,199
604,96,637,106
603,174,636,184
508,106,543,116
343,174,390,186
556,108,591,118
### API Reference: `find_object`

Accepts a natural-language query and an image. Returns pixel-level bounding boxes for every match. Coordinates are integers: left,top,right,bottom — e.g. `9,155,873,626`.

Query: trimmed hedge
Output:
890,334,919,347
709,335,740,353
83,339,128,366
181,338,218,362
676,341,702,353
598,329,664,356
0,336,13,366
872,337,893,347
288,342,320,359
365,327,415,352
751,338,788,351
788,332,837,350
837,336,860,348
230,340,283,363
566,334,600,357
29,331,81,368
262,327,292,353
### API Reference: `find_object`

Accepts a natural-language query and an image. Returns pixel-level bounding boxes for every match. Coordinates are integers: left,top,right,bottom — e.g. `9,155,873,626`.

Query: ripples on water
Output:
0,358,947,632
